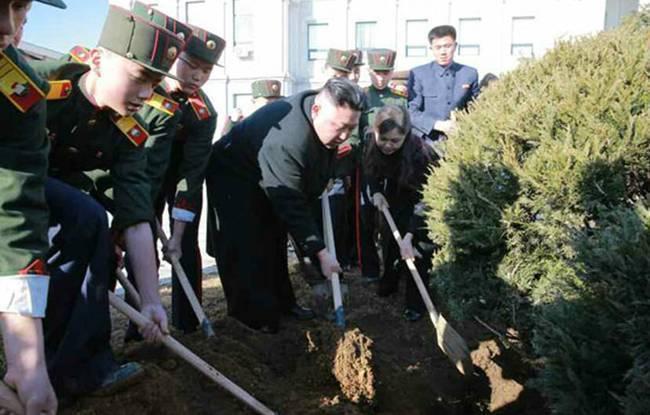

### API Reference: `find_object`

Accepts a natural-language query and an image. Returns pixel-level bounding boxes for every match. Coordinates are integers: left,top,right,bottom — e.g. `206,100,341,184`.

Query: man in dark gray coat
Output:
206,78,364,333
408,25,480,143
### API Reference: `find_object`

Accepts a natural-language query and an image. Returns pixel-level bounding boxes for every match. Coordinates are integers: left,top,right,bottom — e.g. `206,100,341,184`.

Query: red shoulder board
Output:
112,115,149,147
46,80,72,100
0,50,46,113
337,143,352,159
388,81,408,98
188,93,211,120
145,92,179,116
69,45,90,64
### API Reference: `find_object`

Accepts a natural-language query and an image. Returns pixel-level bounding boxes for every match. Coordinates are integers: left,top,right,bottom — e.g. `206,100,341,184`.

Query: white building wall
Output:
113,0,642,130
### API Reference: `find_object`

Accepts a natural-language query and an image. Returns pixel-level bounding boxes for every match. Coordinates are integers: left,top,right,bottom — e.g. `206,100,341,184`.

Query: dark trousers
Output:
377,206,432,312
206,164,296,331
155,192,203,332
44,178,116,396
359,181,380,278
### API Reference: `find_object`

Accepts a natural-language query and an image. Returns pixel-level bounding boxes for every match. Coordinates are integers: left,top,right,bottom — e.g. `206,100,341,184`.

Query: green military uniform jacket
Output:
31,59,154,231
160,87,216,222
360,84,407,140
58,47,182,212
0,45,51,317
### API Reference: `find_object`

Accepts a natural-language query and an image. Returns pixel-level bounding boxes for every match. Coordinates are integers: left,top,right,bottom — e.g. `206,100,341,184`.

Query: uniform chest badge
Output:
188,93,211,121
145,92,179,116
0,51,46,113
112,115,149,147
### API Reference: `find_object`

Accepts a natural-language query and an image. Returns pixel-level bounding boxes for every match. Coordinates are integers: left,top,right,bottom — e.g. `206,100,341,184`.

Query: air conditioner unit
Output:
234,45,253,58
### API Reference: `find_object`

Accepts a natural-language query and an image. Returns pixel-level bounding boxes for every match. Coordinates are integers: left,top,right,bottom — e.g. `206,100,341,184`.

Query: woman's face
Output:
375,128,406,155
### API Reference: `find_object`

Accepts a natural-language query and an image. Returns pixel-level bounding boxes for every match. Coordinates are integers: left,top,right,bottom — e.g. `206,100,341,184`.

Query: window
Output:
458,17,481,56
233,0,253,46
185,1,204,23
307,23,328,60
405,19,428,57
233,93,252,110
355,21,377,51
511,16,535,58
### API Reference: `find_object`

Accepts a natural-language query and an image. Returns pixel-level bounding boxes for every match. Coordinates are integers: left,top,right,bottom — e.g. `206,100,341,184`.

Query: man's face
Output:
311,97,360,149
431,35,456,67
369,69,393,90
92,49,163,116
375,128,406,155
170,52,213,95
0,0,31,50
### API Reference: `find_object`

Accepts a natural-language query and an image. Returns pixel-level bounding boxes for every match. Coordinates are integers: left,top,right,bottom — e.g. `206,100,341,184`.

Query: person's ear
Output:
311,103,321,119
89,48,103,76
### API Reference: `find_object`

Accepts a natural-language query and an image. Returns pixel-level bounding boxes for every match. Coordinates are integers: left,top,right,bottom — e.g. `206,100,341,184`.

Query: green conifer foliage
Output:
422,9,650,413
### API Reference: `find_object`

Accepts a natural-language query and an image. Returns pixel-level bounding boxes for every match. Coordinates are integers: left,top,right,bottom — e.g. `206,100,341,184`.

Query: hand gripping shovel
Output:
108,291,277,415
379,204,472,375
155,220,215,338
321,190,346,328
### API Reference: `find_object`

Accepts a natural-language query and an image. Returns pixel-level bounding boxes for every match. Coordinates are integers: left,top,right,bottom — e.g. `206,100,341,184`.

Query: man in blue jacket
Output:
407,25,479,144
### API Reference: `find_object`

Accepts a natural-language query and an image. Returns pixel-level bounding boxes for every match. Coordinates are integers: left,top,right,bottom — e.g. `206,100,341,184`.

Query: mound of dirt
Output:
332,328,375,405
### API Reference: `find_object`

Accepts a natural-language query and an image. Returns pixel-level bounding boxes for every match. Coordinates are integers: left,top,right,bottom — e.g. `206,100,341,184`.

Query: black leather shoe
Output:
403,308,423,322
91,362,144,396
286,304,316,320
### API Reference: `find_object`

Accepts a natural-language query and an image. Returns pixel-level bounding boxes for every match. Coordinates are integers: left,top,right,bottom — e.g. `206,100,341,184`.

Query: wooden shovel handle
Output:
379,205,440,322
321,190,345,327
108,292,276,415
155,220,213,337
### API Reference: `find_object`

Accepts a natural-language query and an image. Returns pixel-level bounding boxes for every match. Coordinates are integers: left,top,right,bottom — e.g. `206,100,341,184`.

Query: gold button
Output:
167,46,178,60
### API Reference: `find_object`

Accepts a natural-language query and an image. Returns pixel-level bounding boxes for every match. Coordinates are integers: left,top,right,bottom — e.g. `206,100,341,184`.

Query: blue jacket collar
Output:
430,61,458,77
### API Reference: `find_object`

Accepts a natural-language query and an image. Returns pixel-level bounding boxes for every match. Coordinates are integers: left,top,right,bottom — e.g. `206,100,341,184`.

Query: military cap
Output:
97,5,185,79
131,1,193,42
35,0,66,8
185,26,226,66
251,80,283,99
326,48,356,73
350,49,364,66
367,48,397,71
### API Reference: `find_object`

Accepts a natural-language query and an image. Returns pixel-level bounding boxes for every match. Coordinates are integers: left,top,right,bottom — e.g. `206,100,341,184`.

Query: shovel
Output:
155,220,215,338
321,190,346,328
108,291,277,415
379,204,472,375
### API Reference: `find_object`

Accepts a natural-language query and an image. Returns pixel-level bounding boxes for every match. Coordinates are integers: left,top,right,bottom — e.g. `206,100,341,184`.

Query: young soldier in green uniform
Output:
251,79,283,110
0,1,65,412
30,4,185,398
324,48,357,80
358,48,407,281
154,25,225,333
220,79,283,137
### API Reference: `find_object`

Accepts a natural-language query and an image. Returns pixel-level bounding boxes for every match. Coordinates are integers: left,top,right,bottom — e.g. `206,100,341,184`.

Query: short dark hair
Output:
319,77,365,112
428,25,456,43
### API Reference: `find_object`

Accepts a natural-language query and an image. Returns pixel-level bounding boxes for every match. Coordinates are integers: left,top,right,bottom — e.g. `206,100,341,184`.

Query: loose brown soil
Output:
60,264,549,415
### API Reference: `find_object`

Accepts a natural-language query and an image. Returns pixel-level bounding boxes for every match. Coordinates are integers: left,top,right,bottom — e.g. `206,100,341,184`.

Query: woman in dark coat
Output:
363,105,436,321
